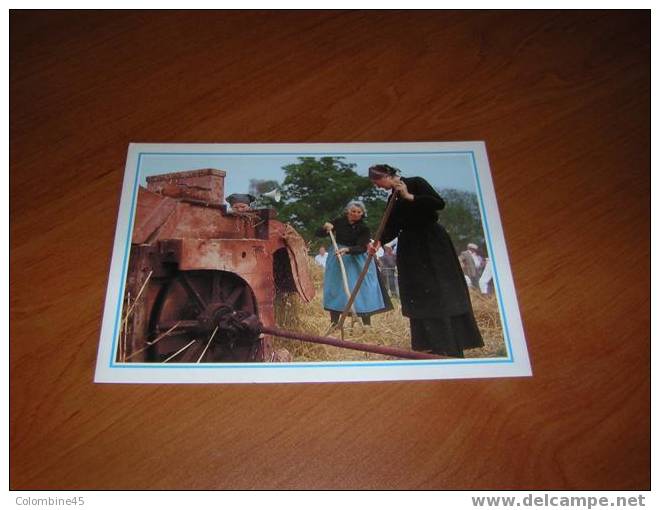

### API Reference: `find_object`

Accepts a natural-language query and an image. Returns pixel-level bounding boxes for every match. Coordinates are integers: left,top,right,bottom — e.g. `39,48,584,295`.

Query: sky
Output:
138,151,478,200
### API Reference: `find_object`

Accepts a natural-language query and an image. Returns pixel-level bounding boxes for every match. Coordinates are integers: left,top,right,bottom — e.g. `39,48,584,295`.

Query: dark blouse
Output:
381,177,445,244
315,216,371,254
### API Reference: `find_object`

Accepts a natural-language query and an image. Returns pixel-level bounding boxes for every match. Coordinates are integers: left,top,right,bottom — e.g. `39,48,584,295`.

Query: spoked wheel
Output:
144,270,261,363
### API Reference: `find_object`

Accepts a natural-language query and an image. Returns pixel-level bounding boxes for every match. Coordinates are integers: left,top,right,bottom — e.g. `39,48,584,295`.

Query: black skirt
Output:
410,314,483,358
397,223,484,355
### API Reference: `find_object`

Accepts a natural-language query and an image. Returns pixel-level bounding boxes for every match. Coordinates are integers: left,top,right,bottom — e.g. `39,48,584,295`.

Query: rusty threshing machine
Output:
118,169,440,363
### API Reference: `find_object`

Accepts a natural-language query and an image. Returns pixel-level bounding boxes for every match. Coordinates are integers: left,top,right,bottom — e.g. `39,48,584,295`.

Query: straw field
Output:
272,260,506,362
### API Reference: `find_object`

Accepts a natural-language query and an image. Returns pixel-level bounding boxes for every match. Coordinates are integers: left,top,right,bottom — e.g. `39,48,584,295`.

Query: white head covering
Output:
344,200,367,217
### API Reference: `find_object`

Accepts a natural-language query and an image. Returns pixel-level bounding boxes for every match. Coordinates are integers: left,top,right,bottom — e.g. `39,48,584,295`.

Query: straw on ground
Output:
273,262,506,362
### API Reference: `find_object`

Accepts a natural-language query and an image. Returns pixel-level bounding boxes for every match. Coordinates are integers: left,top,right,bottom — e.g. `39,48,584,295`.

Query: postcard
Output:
94,142,531,383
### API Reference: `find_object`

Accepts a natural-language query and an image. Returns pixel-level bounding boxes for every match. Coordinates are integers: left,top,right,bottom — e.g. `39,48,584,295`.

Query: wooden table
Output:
10,11,649,490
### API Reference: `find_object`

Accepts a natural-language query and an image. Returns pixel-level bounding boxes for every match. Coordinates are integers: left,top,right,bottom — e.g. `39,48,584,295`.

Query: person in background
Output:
367,164,483,358
460,256,475,289
459,243,484,288
378,244,399,298
479,257,493,295
226,193,256,213
314,246,328,269
316,200,391,327
388,238,398,254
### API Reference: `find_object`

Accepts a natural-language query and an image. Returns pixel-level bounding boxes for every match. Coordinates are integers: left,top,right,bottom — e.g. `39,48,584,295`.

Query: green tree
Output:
274,157,387,250
438,188,485,252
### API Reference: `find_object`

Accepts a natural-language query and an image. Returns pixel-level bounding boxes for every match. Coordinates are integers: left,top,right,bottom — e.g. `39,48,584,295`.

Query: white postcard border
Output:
95,142,531,383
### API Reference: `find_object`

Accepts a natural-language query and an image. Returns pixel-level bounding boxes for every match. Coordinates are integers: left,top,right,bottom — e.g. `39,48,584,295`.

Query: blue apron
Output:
323,244,385,314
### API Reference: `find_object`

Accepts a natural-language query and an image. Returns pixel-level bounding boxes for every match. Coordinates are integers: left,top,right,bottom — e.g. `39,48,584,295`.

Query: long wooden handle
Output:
328,230,356,314
337,191,398,329
262,326,445,360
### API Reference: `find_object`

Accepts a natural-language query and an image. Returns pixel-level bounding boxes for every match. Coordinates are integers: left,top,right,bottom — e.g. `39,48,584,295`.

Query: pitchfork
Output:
323,229,360,337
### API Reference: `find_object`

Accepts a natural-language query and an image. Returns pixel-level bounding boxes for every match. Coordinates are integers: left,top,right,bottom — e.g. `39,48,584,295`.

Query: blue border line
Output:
113,357,514,369
109,150,514,369
110,153,143,364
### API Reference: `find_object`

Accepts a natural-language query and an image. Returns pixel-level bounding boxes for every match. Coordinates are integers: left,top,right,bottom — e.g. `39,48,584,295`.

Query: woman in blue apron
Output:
315,200,392,326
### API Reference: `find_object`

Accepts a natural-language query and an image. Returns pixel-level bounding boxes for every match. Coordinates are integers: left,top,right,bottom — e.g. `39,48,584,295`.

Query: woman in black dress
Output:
367,164,483,357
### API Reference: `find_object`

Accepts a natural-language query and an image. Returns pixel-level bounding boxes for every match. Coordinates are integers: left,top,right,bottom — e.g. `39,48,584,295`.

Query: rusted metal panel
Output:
271,222,315,302
151,204,268,242
166,203,239,240
171,238,271,274
132,187,177,244
156,237,279,328
146,168,226,205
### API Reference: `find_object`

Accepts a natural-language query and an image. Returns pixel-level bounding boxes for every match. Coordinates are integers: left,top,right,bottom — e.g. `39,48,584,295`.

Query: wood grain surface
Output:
10,10,650,490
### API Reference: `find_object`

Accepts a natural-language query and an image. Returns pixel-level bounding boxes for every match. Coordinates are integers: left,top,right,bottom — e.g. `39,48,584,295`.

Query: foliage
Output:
438,188,485,253
273,157,388,250
259,157,485,255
